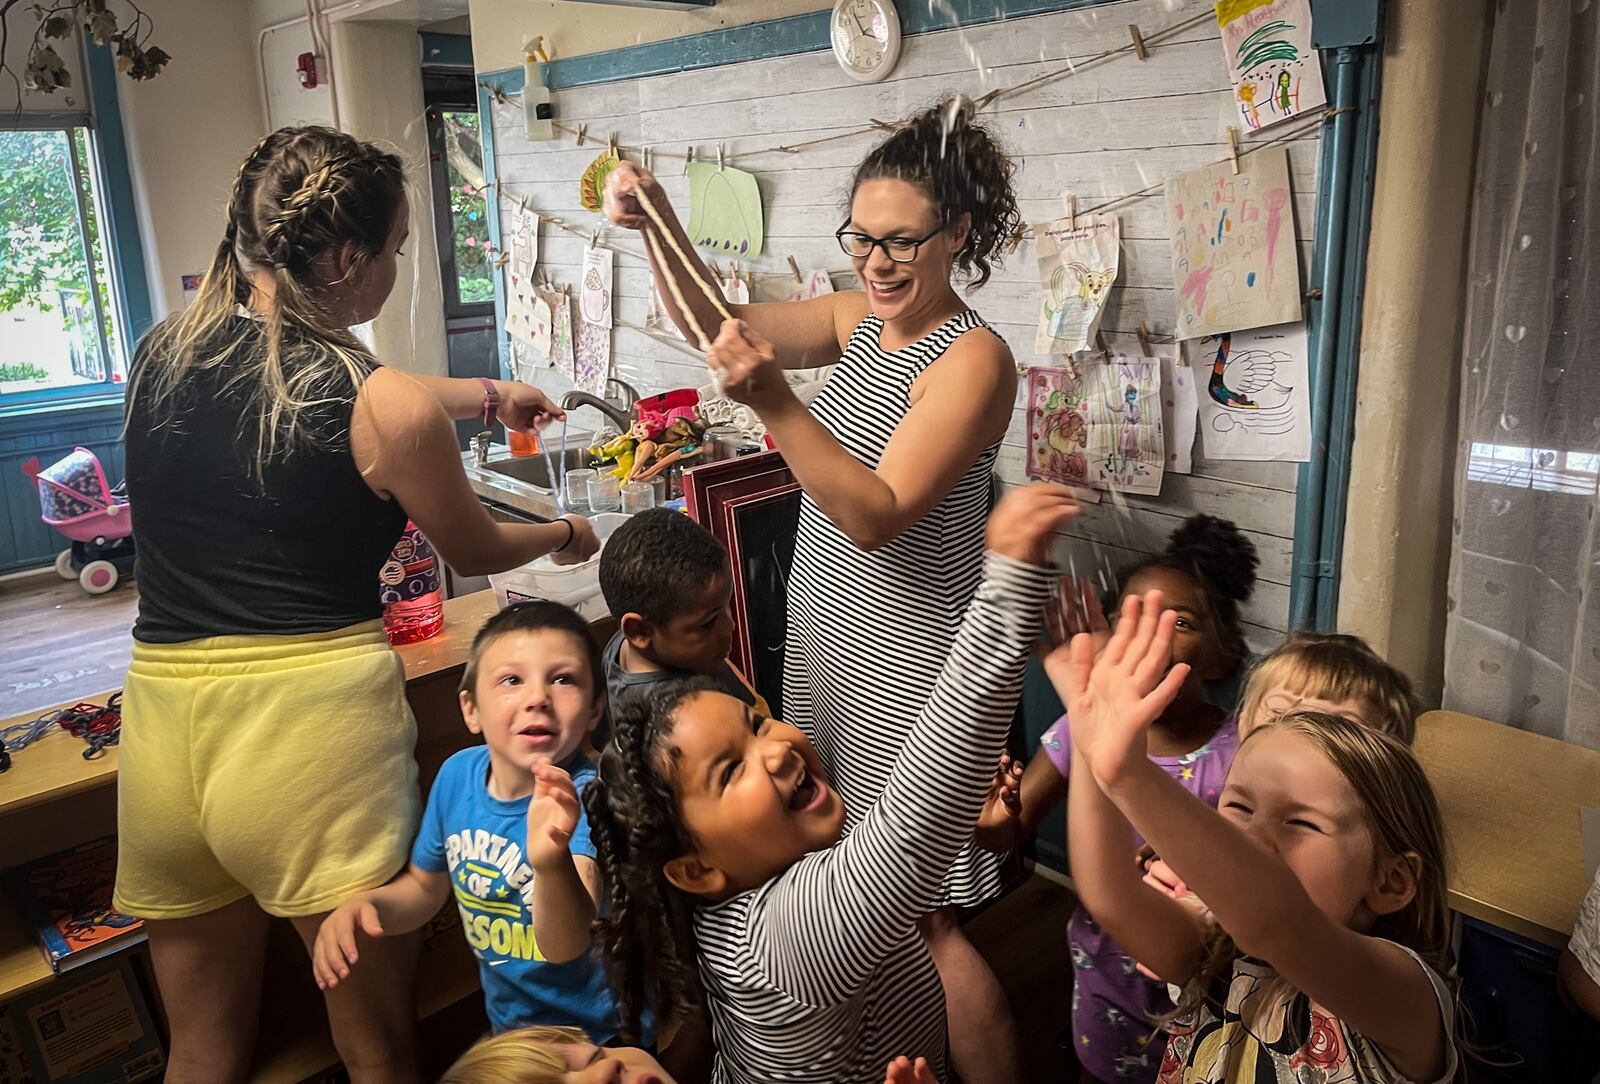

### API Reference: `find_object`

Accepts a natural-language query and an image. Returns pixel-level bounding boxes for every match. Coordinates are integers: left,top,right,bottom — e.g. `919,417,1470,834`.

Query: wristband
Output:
477,377,500,427
553,517,576,553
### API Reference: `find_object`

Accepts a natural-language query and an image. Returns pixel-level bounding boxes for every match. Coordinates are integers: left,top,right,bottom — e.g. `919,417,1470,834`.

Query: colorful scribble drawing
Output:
1165,146,1301,340
1025,366,1091,488
1217,0,1326,132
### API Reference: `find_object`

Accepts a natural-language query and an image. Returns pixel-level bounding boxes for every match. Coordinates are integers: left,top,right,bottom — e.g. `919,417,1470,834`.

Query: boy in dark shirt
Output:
598,508,769,717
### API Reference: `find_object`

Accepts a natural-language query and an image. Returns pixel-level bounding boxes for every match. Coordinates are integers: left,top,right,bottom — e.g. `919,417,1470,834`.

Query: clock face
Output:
832,0,900,83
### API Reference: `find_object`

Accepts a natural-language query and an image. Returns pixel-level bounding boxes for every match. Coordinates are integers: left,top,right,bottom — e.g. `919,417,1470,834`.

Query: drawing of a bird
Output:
1206,339,1284,410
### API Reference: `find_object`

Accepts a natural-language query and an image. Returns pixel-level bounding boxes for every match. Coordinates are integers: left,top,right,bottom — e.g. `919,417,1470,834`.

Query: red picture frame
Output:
683,451,801,713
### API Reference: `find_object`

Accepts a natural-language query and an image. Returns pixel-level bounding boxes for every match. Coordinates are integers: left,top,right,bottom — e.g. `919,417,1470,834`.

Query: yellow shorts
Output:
113,621,420,920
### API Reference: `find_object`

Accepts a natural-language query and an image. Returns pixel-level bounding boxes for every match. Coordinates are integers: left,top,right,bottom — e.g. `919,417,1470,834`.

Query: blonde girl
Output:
1056,592,1457,1083
116,126,597,1083
440,1026,673,1084
1237,630,1421,741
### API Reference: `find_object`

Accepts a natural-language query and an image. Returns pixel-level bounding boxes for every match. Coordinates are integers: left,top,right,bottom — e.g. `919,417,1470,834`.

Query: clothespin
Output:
576,123,588,146
1226,126,1241,175
717,143,725,171
1064,192,1078,230
684,146,695,175
607,131,617,155
1095,330,1112,363
709,259,724,283
590,226,600,248
1128,24,1149,61
642,145,653,171
1136,322,1152,357
787,255,803,283
518,194,529,215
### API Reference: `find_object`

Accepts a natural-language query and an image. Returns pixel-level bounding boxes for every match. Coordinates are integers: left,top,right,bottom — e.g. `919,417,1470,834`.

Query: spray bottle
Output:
523,36,554,142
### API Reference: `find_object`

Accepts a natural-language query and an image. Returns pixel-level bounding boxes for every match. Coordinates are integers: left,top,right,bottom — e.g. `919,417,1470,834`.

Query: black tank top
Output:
125,315,409,643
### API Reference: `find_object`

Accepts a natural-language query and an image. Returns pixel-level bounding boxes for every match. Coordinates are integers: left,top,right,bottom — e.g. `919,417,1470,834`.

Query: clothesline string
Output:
482,8,1216,166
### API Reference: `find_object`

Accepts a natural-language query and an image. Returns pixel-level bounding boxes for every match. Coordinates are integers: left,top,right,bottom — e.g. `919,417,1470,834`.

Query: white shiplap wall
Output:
487,0,1319,646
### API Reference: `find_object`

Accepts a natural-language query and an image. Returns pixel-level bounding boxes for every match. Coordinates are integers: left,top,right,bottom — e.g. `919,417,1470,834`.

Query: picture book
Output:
3,838,144,974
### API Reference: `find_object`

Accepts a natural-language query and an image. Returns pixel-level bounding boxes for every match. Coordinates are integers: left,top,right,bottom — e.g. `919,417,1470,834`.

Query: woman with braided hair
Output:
604,97,1027,1080
115,126,598,1082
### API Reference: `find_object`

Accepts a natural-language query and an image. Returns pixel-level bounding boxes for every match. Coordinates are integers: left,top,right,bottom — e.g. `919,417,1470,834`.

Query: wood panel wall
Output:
486,0,1322,646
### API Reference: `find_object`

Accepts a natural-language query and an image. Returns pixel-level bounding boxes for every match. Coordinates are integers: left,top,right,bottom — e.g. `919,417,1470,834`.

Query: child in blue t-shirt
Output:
313,600,624,1040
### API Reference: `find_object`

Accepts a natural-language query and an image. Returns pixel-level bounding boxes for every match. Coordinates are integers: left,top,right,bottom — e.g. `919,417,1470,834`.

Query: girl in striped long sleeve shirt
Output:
583,485,1074,1083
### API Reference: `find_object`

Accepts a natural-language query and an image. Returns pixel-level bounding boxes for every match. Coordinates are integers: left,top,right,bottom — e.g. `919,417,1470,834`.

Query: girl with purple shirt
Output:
978,516,1257,1083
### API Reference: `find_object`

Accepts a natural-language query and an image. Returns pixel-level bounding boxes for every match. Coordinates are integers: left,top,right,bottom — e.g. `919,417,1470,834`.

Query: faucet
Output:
472,430,492,464
560,390,633,432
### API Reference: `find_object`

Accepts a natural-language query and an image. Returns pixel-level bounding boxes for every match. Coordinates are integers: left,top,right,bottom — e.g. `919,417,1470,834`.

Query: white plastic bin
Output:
487,512,630,619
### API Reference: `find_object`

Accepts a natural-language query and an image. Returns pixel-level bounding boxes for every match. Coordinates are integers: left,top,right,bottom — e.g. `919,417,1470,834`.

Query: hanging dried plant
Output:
1,0,170,111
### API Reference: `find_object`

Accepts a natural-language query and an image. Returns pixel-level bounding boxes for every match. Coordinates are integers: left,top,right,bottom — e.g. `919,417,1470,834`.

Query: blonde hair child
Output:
1055,592,1457,1083
1238,631,1421,742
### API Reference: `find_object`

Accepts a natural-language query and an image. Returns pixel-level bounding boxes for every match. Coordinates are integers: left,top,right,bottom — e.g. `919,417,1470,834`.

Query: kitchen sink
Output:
478,444,593,490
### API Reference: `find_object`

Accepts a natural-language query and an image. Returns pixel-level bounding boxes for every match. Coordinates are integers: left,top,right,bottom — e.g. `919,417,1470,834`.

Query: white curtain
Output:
1444,0,1600,748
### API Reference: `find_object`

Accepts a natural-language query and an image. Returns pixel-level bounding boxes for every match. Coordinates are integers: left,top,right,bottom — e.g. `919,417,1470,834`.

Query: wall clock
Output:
831,0,902,83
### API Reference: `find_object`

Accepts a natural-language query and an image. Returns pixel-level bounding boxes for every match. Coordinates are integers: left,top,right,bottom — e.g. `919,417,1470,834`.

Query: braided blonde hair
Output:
130,126,407,471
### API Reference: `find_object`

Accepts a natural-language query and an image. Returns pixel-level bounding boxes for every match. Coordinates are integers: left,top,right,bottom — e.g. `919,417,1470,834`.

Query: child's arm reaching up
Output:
1060,592,1451,1083
528,762,603,964
747,485,1073,1005
313,865,450,990
1050,593,1209,983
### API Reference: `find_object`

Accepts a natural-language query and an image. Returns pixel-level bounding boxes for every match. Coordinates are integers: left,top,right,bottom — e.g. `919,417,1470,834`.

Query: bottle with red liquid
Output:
379,521,445,645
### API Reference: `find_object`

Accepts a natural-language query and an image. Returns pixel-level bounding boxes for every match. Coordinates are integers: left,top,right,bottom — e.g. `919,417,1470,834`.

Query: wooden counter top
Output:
1415,710,1600,949
0,591,500,822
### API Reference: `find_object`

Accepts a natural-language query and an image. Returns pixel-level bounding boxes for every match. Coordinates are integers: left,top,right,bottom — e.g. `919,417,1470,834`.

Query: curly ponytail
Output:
583,678,720,1042
850,96,1021,289
1119,515,1259,663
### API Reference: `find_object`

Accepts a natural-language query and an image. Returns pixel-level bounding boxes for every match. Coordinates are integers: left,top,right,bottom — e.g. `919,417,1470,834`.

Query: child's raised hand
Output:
884,1055,938,1084
527,762,582,872
986,484,1079,566
1045,590,1190,788
312,895,385,990
974,753,1025,852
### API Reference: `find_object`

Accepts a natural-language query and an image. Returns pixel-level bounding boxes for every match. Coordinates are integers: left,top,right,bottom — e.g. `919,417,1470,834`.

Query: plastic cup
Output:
621,481,655,514
565,468,596,512
588,474,621,512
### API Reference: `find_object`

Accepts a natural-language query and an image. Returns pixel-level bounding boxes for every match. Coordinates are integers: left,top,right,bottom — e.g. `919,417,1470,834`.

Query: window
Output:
438,108,494,309
0,126,124,399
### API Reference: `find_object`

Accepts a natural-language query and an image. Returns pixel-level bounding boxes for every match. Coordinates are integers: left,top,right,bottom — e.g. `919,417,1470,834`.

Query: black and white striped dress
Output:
785,309,1006,906
695,556,1051,1083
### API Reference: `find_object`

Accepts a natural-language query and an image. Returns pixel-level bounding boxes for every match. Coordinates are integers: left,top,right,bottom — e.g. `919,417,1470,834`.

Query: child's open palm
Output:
1044,590,1189,788
527,762,582,871
883,1056,937,1084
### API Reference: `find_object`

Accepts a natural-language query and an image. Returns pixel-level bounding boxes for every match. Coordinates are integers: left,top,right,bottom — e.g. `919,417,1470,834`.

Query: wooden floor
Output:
0,569,137,720
967,873,1081,1082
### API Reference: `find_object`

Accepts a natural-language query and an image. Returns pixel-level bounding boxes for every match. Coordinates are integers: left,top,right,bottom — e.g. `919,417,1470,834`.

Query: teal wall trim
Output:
1287,39,1384,630
479,0,1135,93
0,402,126,574
85,40,154,351
421,31,475,69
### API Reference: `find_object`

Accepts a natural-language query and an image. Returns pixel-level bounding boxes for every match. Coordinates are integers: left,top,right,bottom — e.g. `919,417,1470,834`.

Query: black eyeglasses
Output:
835,223,944,263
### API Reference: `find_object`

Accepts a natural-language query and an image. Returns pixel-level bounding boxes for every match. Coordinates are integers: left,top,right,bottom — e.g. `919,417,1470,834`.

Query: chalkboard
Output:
723,486,801,718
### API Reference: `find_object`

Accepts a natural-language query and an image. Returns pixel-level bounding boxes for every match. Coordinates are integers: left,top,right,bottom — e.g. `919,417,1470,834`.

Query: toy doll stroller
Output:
22,447,135,595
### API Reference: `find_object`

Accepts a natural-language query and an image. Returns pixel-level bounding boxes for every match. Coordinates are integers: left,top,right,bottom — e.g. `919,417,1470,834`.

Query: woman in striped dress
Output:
604,98,1027,1081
